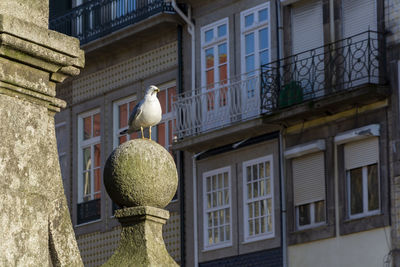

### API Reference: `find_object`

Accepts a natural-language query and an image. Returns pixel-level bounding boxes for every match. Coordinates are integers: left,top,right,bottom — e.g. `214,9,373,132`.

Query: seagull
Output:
120,85,162,140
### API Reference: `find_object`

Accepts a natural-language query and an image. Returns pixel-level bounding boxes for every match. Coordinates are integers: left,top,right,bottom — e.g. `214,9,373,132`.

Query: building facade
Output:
50,1,183,266
51,0,400,266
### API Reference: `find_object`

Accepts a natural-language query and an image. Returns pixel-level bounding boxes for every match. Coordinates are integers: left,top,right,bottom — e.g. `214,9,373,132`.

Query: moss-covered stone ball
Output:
104,139,178,208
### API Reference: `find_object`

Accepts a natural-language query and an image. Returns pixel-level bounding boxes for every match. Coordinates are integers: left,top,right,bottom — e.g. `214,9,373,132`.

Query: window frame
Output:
77,109,102,225
240,2,271,76
202,166,233,251
200,17,230,90
295,200,326,230
242,155,275,243
112,94,137,149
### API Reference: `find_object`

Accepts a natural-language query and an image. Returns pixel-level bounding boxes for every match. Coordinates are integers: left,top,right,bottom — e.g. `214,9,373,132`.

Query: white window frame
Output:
202,166,232,251
200,17,230,89
77,109,101,204
295,200,326,230
240,2,271,76
113,95,137,149
242,155,274,243
346,163,380,220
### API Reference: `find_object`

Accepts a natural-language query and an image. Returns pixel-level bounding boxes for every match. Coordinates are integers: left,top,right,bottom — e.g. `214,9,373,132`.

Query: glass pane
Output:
349,168,363,215
94,168,101,194
217,24,226,37
255,201,260,217
83,171,91,198
214,227,219,243
207,193,211,209
206,70,214,88
259,8,268,22
265,161,270,177
205,29,213,43
245,33,255,55
259,163,264,178
247,166,252,181
368,164,379,211
220,226,224,242
93,113,100,137
218,191,222,206
224,172,229,187
245,14,254,27
94,144,101,167
253,164,258,180
208,213,212,227
83,147,91,171
158,90,166,115
205,48,214,69
267,198,272,215
253,181,258,198
119,104,127,128
167,86,177,113
260,180,265,196
225,208,230,223
157,122,166,148
255,218,260,235
206,177,211,192
212,175,216,190
213,211,218,226
218,173,223,189
248,203,253,218
218,43,227,64
247,184,252,199
260,50,269,66
129,101,135,113
219,210,224,226
248,219,254,236
298,204,311,226
259,28,269,50
267,215,272,232
315,200,325,223
266,178,271,195
261,217,266,233
246,55,255,73
208,229,213,245
83,116,91,140
212,192,217,207
224,189,229,204
219,65,228,85
261,199,266,215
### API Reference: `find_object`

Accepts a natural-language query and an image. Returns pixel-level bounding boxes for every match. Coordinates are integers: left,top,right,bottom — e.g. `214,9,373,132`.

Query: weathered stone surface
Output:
104,139,178,208
103,139,178,266
102,206,178,267
0,0,84,265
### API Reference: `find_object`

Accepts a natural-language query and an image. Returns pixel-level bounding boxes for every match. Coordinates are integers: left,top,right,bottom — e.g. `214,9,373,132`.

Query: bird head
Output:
146,85,160,96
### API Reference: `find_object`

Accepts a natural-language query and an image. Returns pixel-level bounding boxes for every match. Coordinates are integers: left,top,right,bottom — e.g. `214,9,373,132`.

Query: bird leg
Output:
149,126,152,140
141,127,144,139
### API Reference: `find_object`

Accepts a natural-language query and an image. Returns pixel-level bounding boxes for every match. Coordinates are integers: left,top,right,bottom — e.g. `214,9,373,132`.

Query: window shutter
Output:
342,0,377,39
292,152,325,206
344,137,379,170
291,0,324,55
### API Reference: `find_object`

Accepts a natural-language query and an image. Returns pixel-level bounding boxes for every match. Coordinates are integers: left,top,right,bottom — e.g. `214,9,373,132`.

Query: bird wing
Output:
128,100,143,129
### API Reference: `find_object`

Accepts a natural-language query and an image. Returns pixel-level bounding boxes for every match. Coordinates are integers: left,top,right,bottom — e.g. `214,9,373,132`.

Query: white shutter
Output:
344,137,379,170
292,152,326,206
291,0,324,55
342,0,377,39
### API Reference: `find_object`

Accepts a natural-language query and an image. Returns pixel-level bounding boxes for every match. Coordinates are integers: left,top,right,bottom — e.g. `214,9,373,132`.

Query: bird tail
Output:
120,129,128,135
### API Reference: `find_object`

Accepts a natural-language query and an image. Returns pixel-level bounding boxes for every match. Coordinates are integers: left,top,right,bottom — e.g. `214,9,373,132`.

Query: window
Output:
201,18,229,114
243,155,274,242
77,110,101,224
292,152,326,229
203,167,232,250
344,137,380,219
157,84,177,153
113,95,138,148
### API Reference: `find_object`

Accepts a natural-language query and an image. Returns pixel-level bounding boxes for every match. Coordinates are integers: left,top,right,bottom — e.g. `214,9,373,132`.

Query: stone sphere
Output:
104,139,178,208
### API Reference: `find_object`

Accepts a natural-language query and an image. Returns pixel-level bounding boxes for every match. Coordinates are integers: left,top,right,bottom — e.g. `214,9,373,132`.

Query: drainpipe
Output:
192,151,205,267
171,0,195,92
275,0,287,266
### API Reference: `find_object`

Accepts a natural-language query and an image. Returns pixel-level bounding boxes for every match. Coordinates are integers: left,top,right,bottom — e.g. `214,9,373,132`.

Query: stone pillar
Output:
0,0,84,266
103,139,179,266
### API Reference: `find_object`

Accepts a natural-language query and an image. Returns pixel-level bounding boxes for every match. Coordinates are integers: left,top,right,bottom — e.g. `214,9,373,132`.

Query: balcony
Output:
261,31,387,116
49,0,175,45
173,31,388,145
174,74,262,140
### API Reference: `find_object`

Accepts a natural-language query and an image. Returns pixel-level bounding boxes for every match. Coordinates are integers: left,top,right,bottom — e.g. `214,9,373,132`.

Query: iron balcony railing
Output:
173,74,261,139
49,0,175,45
261,30,386,112
77,198,101,224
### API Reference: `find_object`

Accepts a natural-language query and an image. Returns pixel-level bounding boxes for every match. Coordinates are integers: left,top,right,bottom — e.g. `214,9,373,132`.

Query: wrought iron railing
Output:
173,74,261,139
77,198,101,224
261,31,385,112
49,0,175,45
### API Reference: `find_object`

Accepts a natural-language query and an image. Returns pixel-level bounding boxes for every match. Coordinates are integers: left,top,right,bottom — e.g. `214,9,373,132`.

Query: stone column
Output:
103,139,179,266
0,0,84,266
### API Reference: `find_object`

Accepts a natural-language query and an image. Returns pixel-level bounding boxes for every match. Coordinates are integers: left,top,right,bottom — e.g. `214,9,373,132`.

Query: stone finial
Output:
103,139,179,266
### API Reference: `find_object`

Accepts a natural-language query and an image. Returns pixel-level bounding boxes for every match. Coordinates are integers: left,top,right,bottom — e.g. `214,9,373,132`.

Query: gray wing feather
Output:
127,100,143,130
